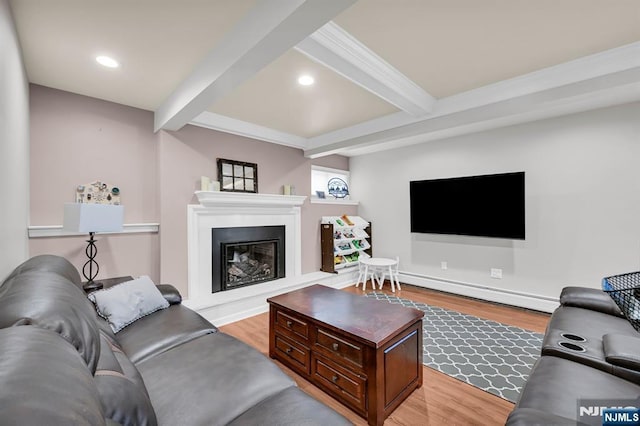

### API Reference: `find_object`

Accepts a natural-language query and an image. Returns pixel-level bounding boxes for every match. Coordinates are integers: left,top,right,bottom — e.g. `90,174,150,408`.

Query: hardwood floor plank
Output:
220,282,550,425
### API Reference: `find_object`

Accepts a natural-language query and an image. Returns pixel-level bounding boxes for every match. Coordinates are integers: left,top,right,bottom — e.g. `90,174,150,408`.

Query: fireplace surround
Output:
185,191,359,326
187,191,305,311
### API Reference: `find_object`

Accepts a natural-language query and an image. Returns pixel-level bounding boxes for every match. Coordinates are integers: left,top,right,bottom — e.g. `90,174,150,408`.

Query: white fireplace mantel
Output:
195,191,306,209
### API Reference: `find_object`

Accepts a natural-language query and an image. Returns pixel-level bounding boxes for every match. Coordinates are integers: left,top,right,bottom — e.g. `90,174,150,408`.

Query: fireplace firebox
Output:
211,226,285,293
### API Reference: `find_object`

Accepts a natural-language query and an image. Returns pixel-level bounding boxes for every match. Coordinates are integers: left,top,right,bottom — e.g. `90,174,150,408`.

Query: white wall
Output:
0,0,29,281
351,102,640,311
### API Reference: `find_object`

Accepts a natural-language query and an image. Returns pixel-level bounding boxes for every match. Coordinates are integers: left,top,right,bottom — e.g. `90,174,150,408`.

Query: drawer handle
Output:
285,347,292,354
332,343,339,351
286,320,293,327
331,375,339,383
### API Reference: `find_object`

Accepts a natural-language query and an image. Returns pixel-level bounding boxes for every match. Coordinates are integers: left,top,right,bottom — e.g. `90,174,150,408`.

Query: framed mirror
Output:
217,158,258,193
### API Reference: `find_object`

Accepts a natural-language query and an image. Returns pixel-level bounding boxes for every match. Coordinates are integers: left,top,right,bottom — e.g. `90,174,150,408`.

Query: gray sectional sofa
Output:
0,255,350,425
507,286,640,425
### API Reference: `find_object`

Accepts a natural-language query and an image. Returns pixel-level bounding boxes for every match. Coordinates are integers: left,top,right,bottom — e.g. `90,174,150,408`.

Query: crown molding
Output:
306,111,420,149
190,111,307,150
295,21,435,116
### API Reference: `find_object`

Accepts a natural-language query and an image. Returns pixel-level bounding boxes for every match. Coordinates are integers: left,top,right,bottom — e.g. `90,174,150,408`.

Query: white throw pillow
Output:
88,276,169,333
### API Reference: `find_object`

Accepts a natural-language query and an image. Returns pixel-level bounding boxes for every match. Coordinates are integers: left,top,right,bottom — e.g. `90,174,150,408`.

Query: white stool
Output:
355,259,379,291
358,257,400,292
375,256,401,292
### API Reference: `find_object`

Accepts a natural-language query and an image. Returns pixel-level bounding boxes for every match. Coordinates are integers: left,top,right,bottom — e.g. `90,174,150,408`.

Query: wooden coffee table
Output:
267,284,424,426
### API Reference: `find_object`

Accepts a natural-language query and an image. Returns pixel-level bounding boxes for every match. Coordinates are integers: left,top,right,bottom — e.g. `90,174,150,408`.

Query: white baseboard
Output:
190,268,557,326
399,272,559,313
187,269,358,326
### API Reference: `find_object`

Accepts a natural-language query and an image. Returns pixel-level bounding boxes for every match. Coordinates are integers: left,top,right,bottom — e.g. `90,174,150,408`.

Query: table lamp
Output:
63,203,124,292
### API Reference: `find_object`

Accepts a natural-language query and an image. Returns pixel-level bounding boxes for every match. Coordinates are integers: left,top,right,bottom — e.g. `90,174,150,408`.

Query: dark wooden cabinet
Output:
268,285,423,426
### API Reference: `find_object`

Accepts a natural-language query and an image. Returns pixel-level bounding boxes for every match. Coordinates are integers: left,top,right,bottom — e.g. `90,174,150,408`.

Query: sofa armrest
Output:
559,286,624,317
604,333,640,371
157,284,182,305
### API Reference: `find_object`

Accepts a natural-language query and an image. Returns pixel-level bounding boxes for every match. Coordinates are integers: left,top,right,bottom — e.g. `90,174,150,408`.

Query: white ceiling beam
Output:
305,41,640,158
305,69,640,158
295,22,436,117
338,78,640,157
154,0,356,132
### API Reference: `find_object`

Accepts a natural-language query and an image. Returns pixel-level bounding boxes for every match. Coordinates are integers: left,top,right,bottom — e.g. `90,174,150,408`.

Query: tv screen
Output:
410,172,525,239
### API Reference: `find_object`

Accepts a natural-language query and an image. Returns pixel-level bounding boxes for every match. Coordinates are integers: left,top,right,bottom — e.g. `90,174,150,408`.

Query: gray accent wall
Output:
0,0,29,281
351,102,640,308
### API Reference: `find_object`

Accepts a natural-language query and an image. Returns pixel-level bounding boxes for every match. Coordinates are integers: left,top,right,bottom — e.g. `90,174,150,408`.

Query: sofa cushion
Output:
88,276,169,333
513,356,640,423
95,334,157,426
0,326,105,425
0,270,101,372
114,304,217,364
1,254,82,288
137,332,296,426
227,386,351,426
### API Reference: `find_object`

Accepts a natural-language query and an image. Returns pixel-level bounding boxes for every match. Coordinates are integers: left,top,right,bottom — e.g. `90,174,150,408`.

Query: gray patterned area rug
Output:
365,292,543,403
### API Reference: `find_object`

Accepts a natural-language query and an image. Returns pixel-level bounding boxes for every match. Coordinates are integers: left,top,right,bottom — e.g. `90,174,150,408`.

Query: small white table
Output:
357,257,400,292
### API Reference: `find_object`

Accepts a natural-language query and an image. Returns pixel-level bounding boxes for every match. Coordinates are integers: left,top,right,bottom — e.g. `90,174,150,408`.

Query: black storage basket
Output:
602,271,640,331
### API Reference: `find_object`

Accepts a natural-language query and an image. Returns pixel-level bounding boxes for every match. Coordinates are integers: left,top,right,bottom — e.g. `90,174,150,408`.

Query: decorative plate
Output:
327,178,349,199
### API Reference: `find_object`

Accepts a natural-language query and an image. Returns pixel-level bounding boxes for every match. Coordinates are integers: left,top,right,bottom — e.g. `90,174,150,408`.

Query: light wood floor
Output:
220,282,550,426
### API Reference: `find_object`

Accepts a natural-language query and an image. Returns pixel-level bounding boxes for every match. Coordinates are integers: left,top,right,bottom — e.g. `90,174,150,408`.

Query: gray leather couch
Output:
507,286,640,425
0,255,350,426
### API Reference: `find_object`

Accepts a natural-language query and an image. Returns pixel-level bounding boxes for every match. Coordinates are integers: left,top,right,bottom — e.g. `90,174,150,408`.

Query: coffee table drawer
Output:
275,334,309,374
312,354,366,414
315,327,363,368
275,309,309,341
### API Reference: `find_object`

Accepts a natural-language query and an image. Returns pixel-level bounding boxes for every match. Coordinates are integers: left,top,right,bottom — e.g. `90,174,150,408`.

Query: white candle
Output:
200,176,211,191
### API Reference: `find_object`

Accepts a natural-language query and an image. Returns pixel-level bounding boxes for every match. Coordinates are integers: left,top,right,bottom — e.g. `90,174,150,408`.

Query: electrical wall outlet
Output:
441,261,448,270
490,268,503,279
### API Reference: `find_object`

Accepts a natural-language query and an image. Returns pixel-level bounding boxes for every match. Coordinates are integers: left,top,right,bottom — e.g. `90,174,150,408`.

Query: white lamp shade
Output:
63,203,124,233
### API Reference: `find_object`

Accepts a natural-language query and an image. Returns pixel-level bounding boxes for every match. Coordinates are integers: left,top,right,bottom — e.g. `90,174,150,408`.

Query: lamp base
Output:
82,280,103,293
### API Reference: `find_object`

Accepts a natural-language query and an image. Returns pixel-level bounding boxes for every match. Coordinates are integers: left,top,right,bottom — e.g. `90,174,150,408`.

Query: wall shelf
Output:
28,223,159,238
310,198,359,206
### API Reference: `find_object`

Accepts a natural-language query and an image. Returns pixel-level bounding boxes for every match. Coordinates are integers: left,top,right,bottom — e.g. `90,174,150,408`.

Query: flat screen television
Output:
410,172,525,239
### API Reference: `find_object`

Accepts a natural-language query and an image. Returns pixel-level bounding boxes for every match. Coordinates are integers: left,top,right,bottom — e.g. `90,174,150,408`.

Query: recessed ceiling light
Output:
297,75,314,86
96,55,119,68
